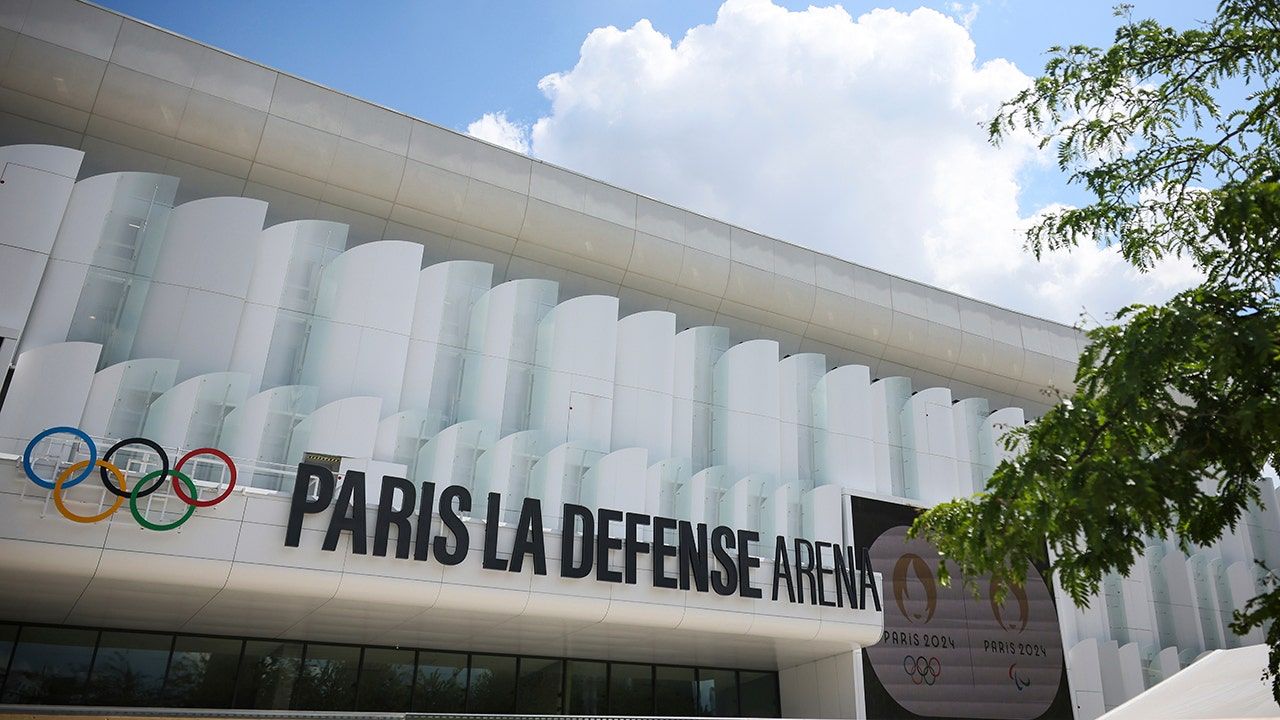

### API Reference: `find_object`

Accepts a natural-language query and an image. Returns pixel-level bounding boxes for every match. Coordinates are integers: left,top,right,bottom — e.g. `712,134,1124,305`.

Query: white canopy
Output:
1099,644,1279,720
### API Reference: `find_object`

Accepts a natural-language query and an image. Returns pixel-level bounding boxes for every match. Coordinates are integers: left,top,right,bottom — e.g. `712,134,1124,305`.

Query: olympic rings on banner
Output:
903,655,941,686
22,426,237,531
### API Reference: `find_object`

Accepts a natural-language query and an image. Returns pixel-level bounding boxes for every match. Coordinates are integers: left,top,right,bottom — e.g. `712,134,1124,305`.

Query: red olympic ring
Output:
172,447,237,507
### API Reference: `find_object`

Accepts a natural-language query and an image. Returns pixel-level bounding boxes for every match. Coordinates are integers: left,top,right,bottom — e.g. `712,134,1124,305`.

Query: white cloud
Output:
947,2,980,30
466,112,530,154
482,0,1199,324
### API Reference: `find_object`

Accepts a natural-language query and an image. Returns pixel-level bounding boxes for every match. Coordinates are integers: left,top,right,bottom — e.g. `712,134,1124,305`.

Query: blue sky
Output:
94,0,1219,323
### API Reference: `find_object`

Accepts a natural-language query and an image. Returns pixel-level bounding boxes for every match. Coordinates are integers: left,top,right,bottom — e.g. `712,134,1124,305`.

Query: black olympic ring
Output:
903,655,941,686
98,437,170,498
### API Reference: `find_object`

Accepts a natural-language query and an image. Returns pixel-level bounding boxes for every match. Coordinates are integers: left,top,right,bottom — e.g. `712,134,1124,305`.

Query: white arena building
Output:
0,2,1276,719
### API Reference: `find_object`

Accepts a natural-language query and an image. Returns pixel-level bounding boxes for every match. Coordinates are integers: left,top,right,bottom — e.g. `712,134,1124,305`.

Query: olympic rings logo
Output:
903,655,941,686
22,426,236,531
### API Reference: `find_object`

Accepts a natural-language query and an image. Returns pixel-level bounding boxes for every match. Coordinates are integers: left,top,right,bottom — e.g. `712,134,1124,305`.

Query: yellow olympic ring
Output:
53,459,126,524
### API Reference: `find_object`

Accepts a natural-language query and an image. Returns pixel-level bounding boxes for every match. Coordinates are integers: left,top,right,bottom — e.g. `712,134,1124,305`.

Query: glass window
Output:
697,668,739,717
356,647,415,711
655,665,698,716
517,656,562,714
564,660,607,714
292,644,359,710
0,625,16,697
412,651,468,712
467,654,517,712
739,670,780,717
1,626,97,704
163,636,241,708
85,631,172,706
234,640,302,709
609,662,653,716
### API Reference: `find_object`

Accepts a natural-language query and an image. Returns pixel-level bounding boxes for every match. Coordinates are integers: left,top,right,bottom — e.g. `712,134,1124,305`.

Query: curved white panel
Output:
399,260,494,430
672,325,729,474
0,145,83,349
713,339,781,483
131,197,268,381
458,278,559,436
528,441,605,526
779,353,825,490
414,419,497,495
0,341,100,453
613,311,676,457
677,465,730,526
987,406,1026,465
299,241,423,414
142,371,251,449
901,387,960,505
287,395,382,466
802,484,843,544
952,397,995,494
0,145,83,254
79,357,179,439
230,220,347,392
870,376,911,497
21,172,178,363
530,294,619,450
580,446,648,514
762,481,801,542
373,409,434,475
721,474,769,534
813,364,875,492
647,457,690,519
474,429,550,522
220,384,318,490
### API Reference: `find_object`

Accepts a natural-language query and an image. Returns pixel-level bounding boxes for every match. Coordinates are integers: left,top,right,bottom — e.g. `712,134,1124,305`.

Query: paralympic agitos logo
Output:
21,426,237,530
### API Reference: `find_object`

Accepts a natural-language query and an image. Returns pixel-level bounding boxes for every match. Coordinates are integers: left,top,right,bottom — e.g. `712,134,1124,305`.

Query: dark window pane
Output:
655,665,698,716
413,651,468,712
697,668,738,717
85,631,172,706
739,671,780,717
610,662,653,716
0,625,17,696
163,636,241,708
2,626,97,704
356,647,414,711
467,654,516,712
234,640,301,709
565,660,607,714
292,644,359,710
517,657,562,714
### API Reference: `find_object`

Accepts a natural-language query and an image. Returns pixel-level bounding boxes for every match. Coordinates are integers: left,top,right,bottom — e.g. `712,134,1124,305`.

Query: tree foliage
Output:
910,0,1280,702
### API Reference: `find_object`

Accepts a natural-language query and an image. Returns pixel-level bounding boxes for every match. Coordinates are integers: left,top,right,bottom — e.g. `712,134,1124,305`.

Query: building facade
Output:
0,2,1276,719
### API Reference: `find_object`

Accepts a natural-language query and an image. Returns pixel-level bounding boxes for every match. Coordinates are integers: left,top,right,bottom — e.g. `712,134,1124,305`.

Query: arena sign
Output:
851,496,1073,720
287,463,883,612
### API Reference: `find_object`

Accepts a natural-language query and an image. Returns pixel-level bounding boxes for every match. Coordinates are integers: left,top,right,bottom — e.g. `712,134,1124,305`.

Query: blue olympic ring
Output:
23,426,96,490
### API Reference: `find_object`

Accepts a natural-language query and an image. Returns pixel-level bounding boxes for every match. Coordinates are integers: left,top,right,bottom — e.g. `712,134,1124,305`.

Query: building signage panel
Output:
851,496,1072,720
287,463,884,612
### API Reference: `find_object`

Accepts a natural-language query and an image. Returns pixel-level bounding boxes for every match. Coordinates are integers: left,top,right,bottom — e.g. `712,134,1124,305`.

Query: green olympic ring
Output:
129,469,198,531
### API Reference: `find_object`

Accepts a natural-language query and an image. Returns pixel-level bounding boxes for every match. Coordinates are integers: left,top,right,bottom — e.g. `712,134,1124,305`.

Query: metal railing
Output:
12,432,299,514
